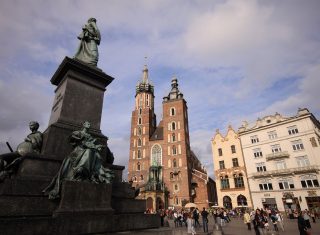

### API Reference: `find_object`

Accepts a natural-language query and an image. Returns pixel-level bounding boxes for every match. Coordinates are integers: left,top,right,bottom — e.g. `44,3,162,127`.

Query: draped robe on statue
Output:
43,129,113,199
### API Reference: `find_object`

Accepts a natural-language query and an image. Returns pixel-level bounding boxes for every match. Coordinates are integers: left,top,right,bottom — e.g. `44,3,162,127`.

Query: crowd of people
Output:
145,206,318,235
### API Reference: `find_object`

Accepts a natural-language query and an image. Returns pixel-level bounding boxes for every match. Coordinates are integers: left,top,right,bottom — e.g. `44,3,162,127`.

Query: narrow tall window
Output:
137,138,142,147
231,145,236,154
172,122,176,130
232,158,239,167
138,117,142,125
137,162,141,171
172,145,177,155
173,159,177,168
218,148,223,156
170,107,176,116
172,133,176,142
137,149,141,159
219,160,225,170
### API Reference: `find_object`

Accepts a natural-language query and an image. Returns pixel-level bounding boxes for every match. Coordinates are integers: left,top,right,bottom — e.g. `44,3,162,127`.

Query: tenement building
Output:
211,125,253,209
128,65,216,211
238,108,320,211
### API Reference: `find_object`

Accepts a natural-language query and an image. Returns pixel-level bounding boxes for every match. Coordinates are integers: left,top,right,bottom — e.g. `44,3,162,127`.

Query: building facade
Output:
128,66,216,211
238,108,320,211
211,126,253,209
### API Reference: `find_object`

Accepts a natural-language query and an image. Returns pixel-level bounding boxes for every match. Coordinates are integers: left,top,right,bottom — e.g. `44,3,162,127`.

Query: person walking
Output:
276,211,285,231
187,213,196,235
304,210,311,229
243,210,251,230
201,207,209,233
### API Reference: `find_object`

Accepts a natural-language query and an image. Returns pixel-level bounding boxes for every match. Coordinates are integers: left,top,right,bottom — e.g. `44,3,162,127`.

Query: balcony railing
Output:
266,151,290,161
251,165,320,178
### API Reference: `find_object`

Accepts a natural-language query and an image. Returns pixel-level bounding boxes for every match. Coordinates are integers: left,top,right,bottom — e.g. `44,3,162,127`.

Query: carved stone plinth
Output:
42,57,114,160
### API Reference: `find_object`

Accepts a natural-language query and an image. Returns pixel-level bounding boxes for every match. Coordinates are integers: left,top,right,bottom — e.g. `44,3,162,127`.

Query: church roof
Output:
150,121,164,140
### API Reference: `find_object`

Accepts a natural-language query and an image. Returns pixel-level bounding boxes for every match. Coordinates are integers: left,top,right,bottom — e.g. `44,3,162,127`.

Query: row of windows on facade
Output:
134,126,182,144
257,179,319,191
220,174,320,190
132,145,182,158
249,125,302,144
133,158,183,171
131,172,181,182
252,139,305,159
255,156,310,172
218,145,236,156
220,174,245,189
218,158,239,169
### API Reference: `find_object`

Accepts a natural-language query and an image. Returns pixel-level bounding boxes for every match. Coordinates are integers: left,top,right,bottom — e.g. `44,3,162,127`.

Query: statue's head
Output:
29,121,39,131
82,120,91,129
88,18,97,23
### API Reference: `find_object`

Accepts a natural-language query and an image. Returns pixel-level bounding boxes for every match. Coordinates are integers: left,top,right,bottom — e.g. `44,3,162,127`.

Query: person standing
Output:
298,211,308,235
201,207,209,233
193,208,200,228
243,210,251,230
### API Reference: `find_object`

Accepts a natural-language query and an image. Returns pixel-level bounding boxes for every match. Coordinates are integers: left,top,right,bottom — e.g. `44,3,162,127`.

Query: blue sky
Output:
0,0,319,178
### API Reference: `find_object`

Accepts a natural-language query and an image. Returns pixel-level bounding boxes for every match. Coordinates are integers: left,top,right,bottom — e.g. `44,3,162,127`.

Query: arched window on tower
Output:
170,107,176,116
172,145,177,155
137,162,141,171
138,127,142,136
172,122,176,130
138,138,142,147
172,133,176,142
151,144,162,166
138,117,142,125
173,158,177,168
137,149,141,159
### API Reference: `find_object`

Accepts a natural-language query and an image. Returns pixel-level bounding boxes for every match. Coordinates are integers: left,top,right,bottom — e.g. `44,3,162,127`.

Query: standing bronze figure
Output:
74,18,101,66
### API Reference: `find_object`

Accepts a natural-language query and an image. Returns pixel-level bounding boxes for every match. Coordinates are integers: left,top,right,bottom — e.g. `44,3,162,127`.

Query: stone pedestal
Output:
42,57,114,160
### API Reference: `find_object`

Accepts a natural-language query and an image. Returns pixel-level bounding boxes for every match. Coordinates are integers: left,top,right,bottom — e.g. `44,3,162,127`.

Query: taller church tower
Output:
128,65,156,186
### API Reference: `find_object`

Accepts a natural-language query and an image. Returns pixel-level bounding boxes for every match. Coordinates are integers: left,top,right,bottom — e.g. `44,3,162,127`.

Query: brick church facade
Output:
128,65,217,211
